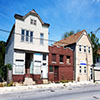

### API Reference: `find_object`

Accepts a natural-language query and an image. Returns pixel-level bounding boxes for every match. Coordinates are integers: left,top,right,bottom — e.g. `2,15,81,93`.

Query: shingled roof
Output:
54,30,86,46
14,9,50,27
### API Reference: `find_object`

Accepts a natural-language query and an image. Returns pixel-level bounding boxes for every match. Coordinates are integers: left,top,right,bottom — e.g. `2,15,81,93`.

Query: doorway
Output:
54,66,59,81
25,53,33,76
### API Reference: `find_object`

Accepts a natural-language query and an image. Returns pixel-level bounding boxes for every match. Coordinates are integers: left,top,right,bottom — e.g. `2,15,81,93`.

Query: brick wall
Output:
48,46,73,82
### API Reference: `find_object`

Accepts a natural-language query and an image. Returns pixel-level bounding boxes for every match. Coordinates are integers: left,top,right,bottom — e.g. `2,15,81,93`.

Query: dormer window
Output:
30,19,37,25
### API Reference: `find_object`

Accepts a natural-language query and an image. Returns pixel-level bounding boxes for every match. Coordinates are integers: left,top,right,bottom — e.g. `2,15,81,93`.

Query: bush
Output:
7,81,13,87
0,83,3,87
6,64,12,70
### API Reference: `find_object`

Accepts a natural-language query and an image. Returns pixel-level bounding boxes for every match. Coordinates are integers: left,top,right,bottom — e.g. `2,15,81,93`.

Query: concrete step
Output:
43,79,48,84
23,77,35,85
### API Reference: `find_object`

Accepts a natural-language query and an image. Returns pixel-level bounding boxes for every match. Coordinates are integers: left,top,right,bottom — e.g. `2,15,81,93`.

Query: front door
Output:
54,66,59,82
25,53,33,77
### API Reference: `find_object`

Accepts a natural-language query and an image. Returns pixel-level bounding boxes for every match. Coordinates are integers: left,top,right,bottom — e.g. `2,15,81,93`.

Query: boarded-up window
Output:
66,56,70,64
52,54,56,62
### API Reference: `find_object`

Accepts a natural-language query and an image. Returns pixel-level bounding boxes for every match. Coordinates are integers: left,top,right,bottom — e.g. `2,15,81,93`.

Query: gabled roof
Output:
54,30,86,46
14,9,50,27
6,9,50,45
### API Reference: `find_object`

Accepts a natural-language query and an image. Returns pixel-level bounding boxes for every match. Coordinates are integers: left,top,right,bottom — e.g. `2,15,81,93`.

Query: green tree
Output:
88,32,100,64
62,30,80,39
0,41,6,67
0,41,6,81
62,30,74,39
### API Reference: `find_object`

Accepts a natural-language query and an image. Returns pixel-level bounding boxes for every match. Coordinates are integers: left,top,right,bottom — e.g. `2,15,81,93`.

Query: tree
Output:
62,29,80,39
88,32,100,64
62,30,74,39
0,41,6,81
0,41,6,67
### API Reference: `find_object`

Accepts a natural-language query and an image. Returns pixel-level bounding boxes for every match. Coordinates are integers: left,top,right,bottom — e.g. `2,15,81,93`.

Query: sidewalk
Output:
0,81,95,94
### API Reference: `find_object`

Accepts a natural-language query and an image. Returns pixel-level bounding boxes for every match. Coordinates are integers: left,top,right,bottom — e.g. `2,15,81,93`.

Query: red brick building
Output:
48,46,73,82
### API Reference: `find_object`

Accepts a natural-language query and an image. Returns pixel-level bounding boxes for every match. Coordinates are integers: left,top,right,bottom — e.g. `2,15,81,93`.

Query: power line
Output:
0,28,69,45
0,28,92,47
0,29,10,33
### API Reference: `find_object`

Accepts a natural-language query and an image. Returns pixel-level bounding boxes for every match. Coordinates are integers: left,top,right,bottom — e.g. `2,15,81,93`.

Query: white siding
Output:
13,51,25,75
33,53,48,78
75,32,93,81
14,15,49,53
5,32,14,67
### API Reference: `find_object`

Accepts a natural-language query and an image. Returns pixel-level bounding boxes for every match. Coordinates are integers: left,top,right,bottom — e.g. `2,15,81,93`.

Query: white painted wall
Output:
14,15,49,53
13,51,25,75
75,32,93,81
33,53,48,78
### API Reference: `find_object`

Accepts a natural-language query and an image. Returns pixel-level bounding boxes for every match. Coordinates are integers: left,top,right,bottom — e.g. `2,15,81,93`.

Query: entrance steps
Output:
23,77,35,85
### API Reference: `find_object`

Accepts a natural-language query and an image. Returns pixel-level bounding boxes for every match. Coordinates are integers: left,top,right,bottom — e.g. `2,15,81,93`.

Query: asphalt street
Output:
0,84,100,100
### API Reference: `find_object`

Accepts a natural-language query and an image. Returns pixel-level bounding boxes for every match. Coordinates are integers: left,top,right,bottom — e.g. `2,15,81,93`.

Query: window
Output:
79,45,81,51
88,47,90,53
43,63,46,65
66,56,71,64
16,59,24,62
35,60,41,63
30,31,33,42
52,54,56,62
21,29,25,41
84,46,86,52
26,30,29,41
49,65,53,72
40,33,44,45
30,19,33,24
60,55,63,62
84,66,87,73
34,20,36,25
43,54,46,60
30,19,37,25
79,66,82,73
97,57,100,63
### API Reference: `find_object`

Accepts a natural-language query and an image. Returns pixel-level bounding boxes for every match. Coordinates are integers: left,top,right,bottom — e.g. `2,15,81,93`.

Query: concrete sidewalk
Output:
0,81,95,94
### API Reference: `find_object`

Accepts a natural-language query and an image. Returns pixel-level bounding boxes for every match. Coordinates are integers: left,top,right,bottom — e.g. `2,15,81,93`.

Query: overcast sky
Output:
0,0,100,43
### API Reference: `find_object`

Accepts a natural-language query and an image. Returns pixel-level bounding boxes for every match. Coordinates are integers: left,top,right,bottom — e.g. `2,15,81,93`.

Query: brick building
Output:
48,46,73,82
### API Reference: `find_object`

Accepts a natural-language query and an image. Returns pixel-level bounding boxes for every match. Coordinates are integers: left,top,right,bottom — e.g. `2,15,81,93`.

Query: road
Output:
0,84,100,100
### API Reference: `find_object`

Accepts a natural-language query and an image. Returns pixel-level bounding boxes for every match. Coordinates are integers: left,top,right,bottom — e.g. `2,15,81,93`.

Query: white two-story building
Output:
5,9,50,84
54,30,93,82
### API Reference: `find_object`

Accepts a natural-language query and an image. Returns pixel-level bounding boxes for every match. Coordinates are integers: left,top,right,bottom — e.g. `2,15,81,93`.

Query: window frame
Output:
79,45,81,52
84,66,87,73
30,31,33,42
79,66,82,74
52,54,56,62
49,65,53,72
21,29,25,41
59,55,64,63
88,47,90,53
40,33,44,45
26,30,29,42
66,56,71,64
43,54,46,60
84,46,86,52
30,19,37,25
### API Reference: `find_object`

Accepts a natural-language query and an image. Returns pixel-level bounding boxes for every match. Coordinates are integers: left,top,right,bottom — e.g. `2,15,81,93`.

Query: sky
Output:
0,0,100,44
